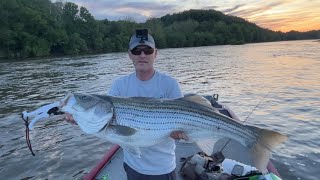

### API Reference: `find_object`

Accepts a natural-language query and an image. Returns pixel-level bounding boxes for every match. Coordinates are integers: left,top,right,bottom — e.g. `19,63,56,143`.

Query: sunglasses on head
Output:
131,47,154,55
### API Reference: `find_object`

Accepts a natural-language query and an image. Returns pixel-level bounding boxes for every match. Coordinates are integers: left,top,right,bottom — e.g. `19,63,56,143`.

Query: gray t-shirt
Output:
108,71,183,175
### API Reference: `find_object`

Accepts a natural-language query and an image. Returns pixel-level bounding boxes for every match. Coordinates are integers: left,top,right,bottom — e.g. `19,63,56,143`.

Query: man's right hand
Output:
64,113,77,125
170,130,188,140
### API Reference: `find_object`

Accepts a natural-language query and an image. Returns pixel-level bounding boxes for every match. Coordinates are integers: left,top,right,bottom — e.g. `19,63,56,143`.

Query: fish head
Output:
73,93,101,111
61,93,114,134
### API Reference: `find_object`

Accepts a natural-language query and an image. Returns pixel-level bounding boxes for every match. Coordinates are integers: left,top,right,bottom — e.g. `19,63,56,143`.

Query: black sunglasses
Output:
131,47,154,55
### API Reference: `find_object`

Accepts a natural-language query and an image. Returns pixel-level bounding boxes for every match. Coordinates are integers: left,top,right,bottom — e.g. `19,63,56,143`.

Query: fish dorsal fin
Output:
181,94,215,110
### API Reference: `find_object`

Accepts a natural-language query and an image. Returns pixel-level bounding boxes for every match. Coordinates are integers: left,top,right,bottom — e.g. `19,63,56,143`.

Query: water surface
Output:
0,40,319,180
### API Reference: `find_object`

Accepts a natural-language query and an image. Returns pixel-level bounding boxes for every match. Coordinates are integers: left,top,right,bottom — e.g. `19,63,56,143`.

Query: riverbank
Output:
2,39,320,61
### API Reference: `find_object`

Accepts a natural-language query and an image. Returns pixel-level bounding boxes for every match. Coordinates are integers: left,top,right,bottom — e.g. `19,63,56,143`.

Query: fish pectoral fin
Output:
110,125,136,136
195,138,218,156
123,146,141,158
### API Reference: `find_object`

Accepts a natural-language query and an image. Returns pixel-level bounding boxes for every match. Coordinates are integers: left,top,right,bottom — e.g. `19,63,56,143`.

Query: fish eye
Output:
80,95,90,100
80,96,86,99
75,95,91,101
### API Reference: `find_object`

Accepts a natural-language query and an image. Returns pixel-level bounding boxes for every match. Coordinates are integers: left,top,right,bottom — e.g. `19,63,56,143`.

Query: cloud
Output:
119,2,175,11
200,5,219,10
222,4,246,14
51,0,320,31
215,0,320,31
65,0,177,22
251,11,320,31
224,1,285,17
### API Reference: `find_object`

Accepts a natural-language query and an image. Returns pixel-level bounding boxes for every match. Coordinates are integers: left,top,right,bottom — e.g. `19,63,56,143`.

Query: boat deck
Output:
94,138,253,180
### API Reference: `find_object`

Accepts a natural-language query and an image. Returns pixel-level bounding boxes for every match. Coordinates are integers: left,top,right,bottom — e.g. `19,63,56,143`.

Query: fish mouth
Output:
59,93,76,112
59,94,72,108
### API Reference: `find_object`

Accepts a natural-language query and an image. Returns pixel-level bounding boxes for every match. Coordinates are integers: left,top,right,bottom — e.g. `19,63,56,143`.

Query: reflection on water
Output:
0,40,319,180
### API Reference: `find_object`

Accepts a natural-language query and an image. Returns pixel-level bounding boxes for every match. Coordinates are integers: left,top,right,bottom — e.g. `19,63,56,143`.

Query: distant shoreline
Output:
1,39,319,61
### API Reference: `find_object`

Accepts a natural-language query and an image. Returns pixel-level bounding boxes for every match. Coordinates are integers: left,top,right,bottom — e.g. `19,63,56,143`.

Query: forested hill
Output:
1,0,319,59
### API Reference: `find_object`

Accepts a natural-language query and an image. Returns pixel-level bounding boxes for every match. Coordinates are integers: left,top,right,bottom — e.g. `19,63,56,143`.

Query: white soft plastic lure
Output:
22,95,69,129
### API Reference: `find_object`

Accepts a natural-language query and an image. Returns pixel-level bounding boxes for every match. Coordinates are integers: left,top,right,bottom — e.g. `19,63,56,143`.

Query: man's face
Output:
129,45,157,72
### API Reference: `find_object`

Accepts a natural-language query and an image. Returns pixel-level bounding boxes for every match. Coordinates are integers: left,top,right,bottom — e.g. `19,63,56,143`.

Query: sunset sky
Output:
54,0,320,32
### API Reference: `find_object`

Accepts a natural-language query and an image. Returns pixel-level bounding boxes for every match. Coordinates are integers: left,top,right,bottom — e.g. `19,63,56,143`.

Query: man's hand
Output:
170,131,188,140
64,113,77,125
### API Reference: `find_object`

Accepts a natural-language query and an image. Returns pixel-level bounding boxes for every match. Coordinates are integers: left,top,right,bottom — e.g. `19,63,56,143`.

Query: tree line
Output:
1,0,319,59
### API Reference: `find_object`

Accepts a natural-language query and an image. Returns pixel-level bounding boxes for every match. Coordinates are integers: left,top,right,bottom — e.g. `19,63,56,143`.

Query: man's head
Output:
128,29,157,74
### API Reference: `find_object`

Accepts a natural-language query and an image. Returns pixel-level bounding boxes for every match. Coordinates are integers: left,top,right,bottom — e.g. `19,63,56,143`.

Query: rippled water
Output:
0,40,319,180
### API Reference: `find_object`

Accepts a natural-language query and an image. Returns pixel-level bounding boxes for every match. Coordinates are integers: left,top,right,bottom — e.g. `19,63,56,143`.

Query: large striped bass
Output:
27,93,287,173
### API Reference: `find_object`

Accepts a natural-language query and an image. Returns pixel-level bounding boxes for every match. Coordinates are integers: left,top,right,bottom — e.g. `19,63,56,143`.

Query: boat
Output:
83,94,282,180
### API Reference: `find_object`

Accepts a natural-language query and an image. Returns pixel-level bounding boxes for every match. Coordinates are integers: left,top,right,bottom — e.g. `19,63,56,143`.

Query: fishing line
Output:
218,87,275,153
243,88,274,124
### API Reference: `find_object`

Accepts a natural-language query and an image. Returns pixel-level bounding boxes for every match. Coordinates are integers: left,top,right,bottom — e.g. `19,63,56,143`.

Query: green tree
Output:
62,2,79,33
1,1,319,59
63,33,87,55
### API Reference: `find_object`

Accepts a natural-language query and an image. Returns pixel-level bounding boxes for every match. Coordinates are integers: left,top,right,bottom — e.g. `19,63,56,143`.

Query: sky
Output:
53,0,320,32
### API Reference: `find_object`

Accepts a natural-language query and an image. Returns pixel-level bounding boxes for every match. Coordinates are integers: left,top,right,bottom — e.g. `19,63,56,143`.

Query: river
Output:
0,40,319,180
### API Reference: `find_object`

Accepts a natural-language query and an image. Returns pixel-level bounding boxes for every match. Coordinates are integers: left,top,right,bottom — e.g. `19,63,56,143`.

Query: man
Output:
66,29,187,179
109,29,189,180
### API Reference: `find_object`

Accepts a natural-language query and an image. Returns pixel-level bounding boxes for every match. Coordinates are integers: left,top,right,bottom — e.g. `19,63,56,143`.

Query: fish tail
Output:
247,125,287,173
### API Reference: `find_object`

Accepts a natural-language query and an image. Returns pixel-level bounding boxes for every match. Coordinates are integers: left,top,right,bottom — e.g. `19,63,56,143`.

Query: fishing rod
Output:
219,87,275,152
